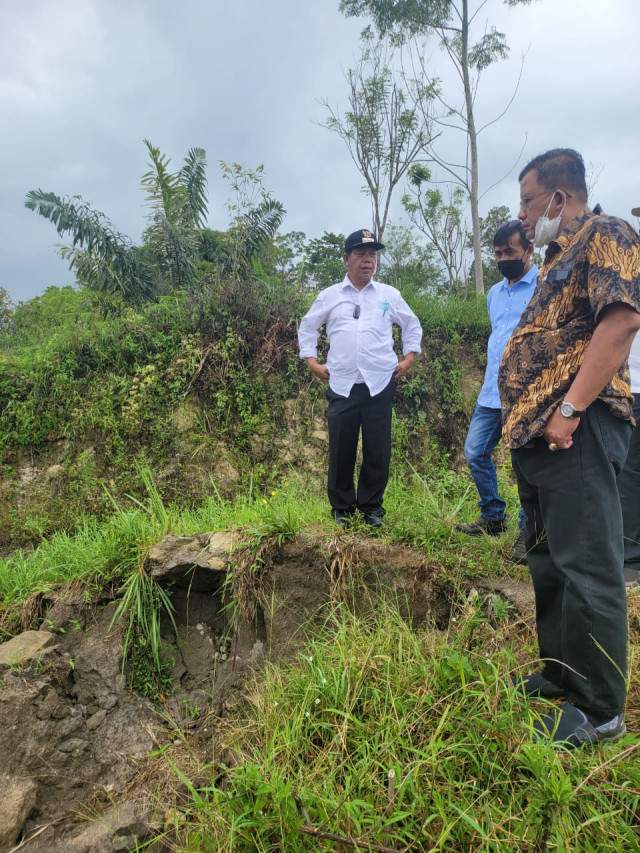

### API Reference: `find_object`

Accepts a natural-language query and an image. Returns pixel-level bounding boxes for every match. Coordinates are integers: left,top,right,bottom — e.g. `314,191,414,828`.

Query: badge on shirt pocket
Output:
546,267,572,283
378,299,390,318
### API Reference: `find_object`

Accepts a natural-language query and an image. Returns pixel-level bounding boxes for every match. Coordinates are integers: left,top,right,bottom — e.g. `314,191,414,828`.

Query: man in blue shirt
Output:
456,220,538,561
298,229,422,528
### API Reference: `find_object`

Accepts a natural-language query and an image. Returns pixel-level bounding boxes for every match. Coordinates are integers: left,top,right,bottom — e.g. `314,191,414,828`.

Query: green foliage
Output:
141,139,209,291
0,287,14,337
25,143,292,303
377,222,443,295
111,558,176,699
219,162,287,279
25,189,156,303
303,231,346,289
322,36,436,239
181,602,640,851
250,483,299,547
0,288,199,450
403,165,469,292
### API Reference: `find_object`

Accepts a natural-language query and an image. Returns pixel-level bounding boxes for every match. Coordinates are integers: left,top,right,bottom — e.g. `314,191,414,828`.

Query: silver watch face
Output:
560,402,574,418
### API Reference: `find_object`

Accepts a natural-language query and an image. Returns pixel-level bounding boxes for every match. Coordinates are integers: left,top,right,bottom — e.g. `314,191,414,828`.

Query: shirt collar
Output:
499,263,538,290
342,275,376,291
545,210,593,261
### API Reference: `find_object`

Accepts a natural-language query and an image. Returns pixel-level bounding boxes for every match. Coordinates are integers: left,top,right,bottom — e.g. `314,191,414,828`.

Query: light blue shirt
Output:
477,264,539,409
298,276,422,398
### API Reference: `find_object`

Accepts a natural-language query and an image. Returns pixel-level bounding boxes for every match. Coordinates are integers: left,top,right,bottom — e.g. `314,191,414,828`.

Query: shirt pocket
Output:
545,265,573,286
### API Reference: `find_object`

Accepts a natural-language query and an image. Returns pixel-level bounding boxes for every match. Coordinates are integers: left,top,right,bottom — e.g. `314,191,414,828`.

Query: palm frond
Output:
25,189,132,256
141,139,185,224
179,147,209,228
231,198,286,273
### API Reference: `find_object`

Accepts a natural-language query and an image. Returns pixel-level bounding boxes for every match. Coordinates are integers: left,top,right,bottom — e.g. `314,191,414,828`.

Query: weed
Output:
176,603,640,852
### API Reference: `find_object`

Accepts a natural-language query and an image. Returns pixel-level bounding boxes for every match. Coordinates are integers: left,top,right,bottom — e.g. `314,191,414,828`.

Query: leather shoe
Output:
512,673,565,700
533,703,626,749
455,516,507,536
509,533,528,564
332,510,352,528
624,567,640,589
364,510,384,528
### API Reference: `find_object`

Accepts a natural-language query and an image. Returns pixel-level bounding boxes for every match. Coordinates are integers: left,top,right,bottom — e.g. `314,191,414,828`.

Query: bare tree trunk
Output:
460,0,483,295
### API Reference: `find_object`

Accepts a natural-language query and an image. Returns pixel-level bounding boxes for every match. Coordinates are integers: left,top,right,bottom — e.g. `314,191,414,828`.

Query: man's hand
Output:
542,408,580,450
542,304,640,449
306,357,329,381
393,352,415,381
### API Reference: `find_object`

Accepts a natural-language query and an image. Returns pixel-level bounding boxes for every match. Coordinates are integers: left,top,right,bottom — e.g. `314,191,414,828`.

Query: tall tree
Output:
339,0,537,294
304,232,347,290
403,164,469,293
322,37,437,241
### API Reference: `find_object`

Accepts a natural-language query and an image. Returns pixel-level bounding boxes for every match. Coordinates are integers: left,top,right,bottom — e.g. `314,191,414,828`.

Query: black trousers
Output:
326,379,396,514
618,400,640,570
511,401,631,719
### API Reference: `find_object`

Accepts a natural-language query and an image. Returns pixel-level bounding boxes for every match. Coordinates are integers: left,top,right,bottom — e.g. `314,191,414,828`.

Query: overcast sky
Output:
2,0,639,303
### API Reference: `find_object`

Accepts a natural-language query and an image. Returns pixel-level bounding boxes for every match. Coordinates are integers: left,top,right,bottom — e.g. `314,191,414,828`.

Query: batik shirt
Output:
499,211,640,449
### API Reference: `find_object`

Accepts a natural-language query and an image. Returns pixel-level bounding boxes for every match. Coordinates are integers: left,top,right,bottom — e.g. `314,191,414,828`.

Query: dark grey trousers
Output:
618,400,640,569
511,401,631,719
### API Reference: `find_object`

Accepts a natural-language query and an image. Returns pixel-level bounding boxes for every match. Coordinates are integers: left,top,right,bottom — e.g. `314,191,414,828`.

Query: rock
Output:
0,630,56,667
46,800,155,853
0,776,37,850
148,532,240,585
86,709,108,730
177,624,216,685
58,736,90,754
40,602,85,632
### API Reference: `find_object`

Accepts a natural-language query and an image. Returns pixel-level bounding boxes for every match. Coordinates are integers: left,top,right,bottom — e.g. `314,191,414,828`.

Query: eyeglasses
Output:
353,305,361,319
519,191,555,211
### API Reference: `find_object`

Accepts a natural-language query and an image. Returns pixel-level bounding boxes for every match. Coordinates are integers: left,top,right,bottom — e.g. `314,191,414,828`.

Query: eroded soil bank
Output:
0,531,533,852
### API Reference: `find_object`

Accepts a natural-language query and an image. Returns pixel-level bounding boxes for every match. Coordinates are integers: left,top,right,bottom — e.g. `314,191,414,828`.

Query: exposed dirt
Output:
0,531,534,852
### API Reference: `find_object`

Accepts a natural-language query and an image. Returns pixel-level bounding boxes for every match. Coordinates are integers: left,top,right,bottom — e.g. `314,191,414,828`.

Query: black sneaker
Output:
455,516,507,537
332,510,353,528
509,533,528,564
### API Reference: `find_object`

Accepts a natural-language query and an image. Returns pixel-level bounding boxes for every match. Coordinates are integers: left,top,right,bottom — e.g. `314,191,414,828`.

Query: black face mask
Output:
497,257,526,281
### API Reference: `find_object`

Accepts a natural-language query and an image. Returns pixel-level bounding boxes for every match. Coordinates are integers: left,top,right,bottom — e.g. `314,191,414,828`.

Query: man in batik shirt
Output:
499,148,640,749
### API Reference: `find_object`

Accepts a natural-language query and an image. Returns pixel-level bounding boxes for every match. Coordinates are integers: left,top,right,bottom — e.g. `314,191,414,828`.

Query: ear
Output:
554,190,567,208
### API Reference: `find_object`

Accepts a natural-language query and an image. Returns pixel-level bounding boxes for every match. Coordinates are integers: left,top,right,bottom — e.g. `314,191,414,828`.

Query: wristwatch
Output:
559,401,585,419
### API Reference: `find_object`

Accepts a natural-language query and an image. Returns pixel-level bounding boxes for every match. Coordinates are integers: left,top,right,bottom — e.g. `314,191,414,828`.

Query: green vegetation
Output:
0,275,489,548
0,391,638,849
6,160,638,849
184,604,640,851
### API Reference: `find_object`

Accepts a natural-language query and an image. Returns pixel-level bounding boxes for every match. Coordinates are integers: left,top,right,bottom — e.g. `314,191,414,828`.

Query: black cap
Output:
344,229,385,252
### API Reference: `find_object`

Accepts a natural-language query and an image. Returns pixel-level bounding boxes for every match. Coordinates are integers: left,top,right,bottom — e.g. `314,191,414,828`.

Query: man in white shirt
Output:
298,229,422,527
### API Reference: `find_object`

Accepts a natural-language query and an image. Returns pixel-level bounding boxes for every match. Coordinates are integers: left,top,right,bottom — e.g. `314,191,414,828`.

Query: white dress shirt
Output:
629,332,640,394
298,276,422,397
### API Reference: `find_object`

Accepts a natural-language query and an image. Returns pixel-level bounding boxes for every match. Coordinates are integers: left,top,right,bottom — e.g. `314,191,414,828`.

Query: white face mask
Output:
534,193,565,248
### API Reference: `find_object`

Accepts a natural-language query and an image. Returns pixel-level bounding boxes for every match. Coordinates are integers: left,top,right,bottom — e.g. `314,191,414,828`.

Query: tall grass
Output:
180,602,640,852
